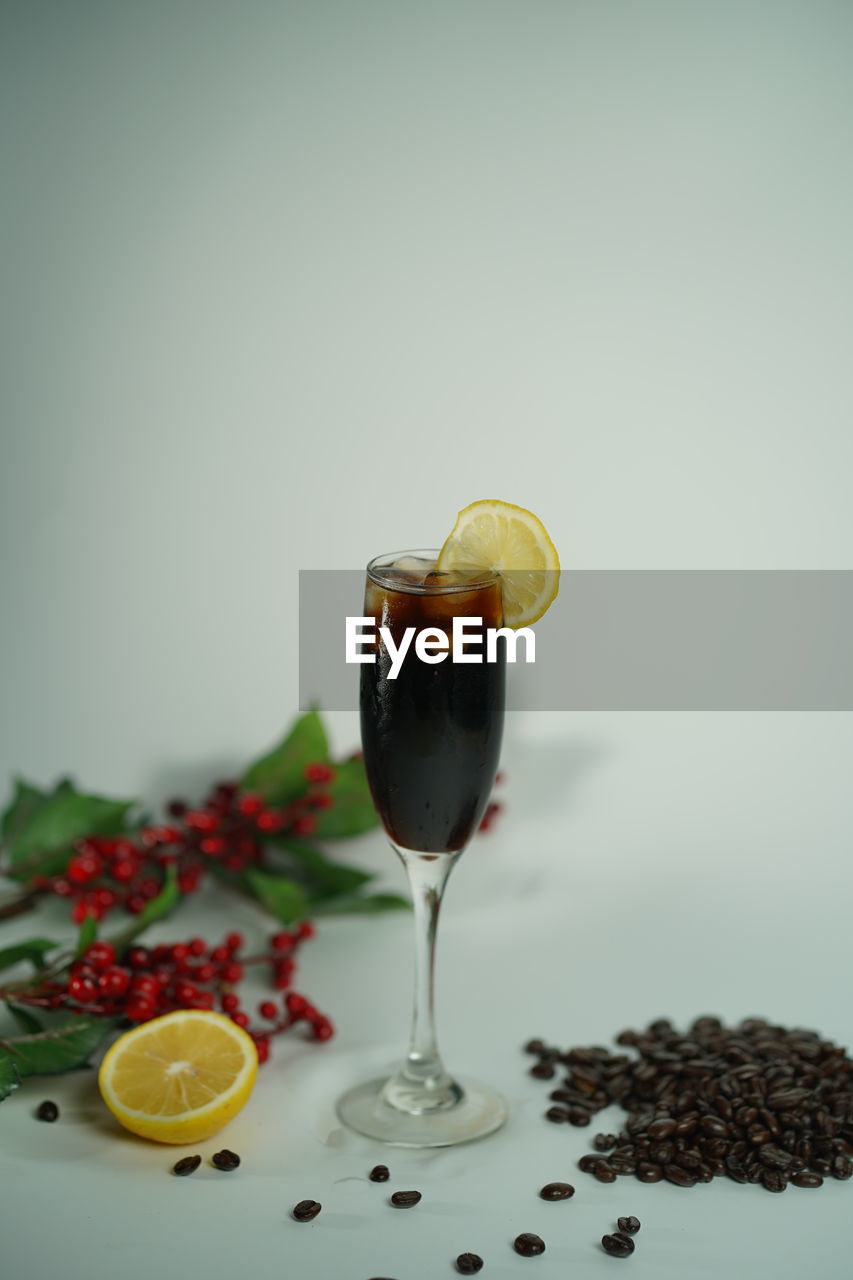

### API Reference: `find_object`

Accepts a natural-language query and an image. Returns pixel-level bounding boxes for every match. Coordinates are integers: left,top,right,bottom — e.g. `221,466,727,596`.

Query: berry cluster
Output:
19,926,333,1063
31,767,337,923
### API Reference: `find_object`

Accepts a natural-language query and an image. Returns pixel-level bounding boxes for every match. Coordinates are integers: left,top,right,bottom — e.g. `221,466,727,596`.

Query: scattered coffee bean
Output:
369,1164,390,1182
211,1149,240,1171
513,1233,545,1257
35,1100,59,1123
456,1253,484,1274
539,1182,574,1201
530,1062,555,1080
525,1039,547,1054
602,1232,635,1258
792,1172,823,1188
546,1106,569,1124
390,1190,422,1208
528,1018,853,1194
617,1216,641,1234
292,1200,322,1222
172,1154,201,1176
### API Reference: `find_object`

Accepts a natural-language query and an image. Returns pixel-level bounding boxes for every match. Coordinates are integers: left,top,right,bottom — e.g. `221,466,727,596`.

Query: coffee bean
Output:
172,1154,201,1176
212,1149,240,1171
568,1107,592,1126
456,1253,483,1274
664,1164,697,1187
617,1216,641,1235
761,1170,788,1193
647,1117,676,1140
525,1039,547,1054
539,1182,574,1200
530,1062,555,1080
546,1106,569,1124
759,1145,792,1170
636,1163,663,1183
513,1233,545,1257
594,1133,618,1150
292,1200,322,1222
594,1162,617,1183
390,1190,421,1208
35,1100,59,1123
602,1233,635,1258
792,1172,823,1187
833,1157,852,1180
369,1164,390,1182
578,1154,603,1173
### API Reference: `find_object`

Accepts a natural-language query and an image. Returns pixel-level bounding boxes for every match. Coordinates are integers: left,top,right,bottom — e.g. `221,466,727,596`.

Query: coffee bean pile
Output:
527,1017,853,1193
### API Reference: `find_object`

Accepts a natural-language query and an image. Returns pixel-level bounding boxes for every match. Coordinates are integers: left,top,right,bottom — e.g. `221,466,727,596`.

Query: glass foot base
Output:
336,1075,508,1147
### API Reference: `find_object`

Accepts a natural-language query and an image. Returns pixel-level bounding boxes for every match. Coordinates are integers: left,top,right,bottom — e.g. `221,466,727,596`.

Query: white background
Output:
1,3,851,1277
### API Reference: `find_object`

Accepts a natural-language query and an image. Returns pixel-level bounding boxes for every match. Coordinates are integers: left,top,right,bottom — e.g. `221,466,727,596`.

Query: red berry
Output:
195,962,216,983
177,868,202,893
128,947,151,970
126,894,147,914
140,877,161,898
223,854,246,872
68,853,103,884
291,814,317,837
210,946,229,964
199,836,227,856
231,1012,250,1029
95,887,117,910
285,992,307,1018
194,991,215,1010
296,921,315,941
312,1016,334,1042
221,993,240,1014
225,932,243,952
271,931,294,952
98,966,131,997
184,810,219,833
112,857,138,883
71,901,93,924
68,973,99,1003
125,996,155,1021
174,981,199,1006
130,975,160,998
256,809,284,833
307,791,334,810
188,937,207,957
171,943,190,965
52,878,72,898
304,762,335,784
221,962,243,984
84,941,116,970
259,1002,278,1021
237,792,264,818
254,1037,270,1064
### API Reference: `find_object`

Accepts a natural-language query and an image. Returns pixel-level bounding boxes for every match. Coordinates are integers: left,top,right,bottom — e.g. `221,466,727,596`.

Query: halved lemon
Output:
437,499,560,627
98,1009,258,1144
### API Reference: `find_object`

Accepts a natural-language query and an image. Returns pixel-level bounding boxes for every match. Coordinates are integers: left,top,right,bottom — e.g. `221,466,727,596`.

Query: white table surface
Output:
2,713,850,1279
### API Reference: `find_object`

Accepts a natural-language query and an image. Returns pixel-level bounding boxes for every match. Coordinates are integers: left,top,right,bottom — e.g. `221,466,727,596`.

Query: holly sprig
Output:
0,711,410,1097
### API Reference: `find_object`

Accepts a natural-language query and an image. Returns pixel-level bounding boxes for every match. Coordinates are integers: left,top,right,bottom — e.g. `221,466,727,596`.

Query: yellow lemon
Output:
98,1009,258,1144
437,499,560,627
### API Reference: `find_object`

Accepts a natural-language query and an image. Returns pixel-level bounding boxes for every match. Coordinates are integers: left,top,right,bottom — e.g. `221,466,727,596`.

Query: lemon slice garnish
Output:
98,1009,258,1144
437,499,560,628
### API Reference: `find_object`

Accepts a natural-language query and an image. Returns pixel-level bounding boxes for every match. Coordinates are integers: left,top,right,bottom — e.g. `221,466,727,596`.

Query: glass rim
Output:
366,549,500,594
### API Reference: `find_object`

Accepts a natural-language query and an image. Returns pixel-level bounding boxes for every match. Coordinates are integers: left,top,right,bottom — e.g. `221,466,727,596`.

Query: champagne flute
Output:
336,549,508,1146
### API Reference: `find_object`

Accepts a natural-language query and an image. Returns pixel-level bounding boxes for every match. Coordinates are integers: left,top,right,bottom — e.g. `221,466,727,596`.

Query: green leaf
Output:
108,865,179,950
74,915,98,958
240,710,329,805
243,868,309,925
5,1002,44,1035
0,1015,117,1079
0,1055,21,1102
308,891,410,917
310,757,379,838
270,836,375,896
0,938,58,975
5,781,135,881
1,779,48,842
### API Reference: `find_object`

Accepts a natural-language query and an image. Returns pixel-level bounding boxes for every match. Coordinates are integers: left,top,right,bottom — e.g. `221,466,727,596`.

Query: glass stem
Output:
387,846,462,1110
